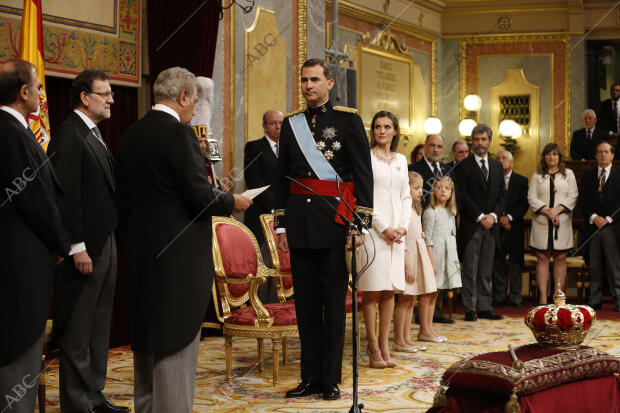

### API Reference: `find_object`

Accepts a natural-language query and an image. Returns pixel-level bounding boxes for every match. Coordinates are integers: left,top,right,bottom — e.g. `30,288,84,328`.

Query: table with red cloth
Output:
427,343,620,413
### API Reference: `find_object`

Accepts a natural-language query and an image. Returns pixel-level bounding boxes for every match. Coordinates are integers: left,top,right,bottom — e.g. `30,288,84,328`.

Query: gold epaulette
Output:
333,106,359,114
284,108,305,117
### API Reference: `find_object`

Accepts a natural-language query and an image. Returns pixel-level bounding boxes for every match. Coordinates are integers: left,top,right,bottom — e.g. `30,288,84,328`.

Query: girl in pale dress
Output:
394,172,438,352
422,176,461,342
359,111,411,368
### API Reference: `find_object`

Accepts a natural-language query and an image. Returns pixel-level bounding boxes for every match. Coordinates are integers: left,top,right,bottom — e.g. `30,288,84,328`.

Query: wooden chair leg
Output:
282,337,288,365
225,336,233,381
272,338,281,385
257,338,264,372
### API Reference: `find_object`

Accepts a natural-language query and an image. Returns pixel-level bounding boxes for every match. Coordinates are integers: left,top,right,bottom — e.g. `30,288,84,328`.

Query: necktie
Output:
480,158,488,181
432,163,441,178
505,176,509,190
26,127,37,141
587,129,592,140
615,101,619,132
275,143,279,158
599,168,606,192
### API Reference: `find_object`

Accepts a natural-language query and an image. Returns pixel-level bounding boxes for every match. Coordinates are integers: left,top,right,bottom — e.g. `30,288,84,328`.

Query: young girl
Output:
421,176,462,342
394,172,437,352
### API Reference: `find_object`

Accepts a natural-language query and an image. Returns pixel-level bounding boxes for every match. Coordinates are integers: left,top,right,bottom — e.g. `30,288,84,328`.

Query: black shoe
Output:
465,311,477,321
285,381,321,398
477,311,504,320
433,315,455,324
508,301,522,308
93,393,130,413
322,384,341,400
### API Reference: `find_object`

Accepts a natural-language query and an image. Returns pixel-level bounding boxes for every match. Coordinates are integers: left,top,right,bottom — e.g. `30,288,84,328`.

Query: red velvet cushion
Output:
225,302,297,326
442,343,620,396
346,294,363,313
215,223,258,298
268,220,292,289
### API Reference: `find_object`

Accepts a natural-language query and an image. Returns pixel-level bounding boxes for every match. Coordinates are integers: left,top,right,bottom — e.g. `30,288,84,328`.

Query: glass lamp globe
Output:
463,94,482,112
458,119,477,137
424,117,443,135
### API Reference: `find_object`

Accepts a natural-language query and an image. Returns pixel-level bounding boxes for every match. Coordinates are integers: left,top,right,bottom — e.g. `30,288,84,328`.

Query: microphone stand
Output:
286,176,365,412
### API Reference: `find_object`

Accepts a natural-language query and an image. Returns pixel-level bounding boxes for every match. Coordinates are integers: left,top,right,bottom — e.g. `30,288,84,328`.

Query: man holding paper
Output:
274,58,373,401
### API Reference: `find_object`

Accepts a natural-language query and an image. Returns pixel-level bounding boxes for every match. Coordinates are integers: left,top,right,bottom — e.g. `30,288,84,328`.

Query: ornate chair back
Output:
259,213,294,301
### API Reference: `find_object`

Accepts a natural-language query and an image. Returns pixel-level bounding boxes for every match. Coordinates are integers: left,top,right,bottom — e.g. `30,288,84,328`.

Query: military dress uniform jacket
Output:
273,101,373,248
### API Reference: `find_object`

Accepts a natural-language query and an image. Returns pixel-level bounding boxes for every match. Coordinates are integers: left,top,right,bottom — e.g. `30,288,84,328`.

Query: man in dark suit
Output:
570,109,609,160
581,141,620,311
244,109,283,303
493,150,529,307
275,58,373,401
455,124,506,321
117,67,251,413
409,134,454,324
48,70,128,413
598,83,620,137
0,59,69,413
446,139,469,172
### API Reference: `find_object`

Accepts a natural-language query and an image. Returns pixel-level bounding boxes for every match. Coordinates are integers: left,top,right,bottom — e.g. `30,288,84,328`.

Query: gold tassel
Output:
433,384,447,408
504,387,520,413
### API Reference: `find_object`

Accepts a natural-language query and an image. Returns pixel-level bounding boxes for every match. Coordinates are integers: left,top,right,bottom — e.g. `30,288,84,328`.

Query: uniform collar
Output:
307,99,332,115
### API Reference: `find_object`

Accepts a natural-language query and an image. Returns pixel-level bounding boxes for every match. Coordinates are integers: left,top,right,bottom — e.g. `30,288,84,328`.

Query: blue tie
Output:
275,143,279,158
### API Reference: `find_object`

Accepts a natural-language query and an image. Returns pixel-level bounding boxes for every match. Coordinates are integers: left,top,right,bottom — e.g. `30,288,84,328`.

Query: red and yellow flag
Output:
18,0,50,149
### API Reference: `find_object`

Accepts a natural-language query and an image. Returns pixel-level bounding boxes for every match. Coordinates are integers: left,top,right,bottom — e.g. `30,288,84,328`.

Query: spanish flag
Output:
18,0,50,149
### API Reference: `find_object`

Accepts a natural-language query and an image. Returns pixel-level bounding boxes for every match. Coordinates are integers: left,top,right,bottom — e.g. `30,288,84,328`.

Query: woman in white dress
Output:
359,111,411,368
528,143,578,303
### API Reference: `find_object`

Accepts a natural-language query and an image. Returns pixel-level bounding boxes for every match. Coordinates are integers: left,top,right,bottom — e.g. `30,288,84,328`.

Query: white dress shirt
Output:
265,135,279,156
0,105,28,128
153,103,181,122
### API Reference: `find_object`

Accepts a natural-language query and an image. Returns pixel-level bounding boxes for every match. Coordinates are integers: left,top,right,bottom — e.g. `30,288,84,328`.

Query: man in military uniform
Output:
274,58,373,401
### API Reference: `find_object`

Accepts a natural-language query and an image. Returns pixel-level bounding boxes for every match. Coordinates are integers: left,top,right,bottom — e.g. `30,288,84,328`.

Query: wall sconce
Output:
498,119,522,153
463,94,482,112
458,119,477,137
424,117,442,135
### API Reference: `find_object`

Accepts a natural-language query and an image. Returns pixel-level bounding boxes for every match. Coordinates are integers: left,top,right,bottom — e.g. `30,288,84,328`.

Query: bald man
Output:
243,109,284,302
570,109,609,160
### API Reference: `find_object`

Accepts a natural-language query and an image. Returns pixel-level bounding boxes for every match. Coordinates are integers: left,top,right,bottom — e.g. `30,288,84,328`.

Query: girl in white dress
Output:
359,111,411,368
394,172,438,352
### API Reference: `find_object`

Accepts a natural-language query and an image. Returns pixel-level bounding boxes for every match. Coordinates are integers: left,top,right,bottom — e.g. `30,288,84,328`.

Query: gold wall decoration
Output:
490,69,540,180
459,34,570,154
357,30,415,136
244,7,287,142
296,0,307,109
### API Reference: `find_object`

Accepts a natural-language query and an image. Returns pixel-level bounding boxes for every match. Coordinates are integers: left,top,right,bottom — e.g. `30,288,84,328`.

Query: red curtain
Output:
147,0,220,79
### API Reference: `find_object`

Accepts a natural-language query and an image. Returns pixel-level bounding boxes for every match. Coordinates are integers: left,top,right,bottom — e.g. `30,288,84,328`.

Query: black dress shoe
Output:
285,381,321,398
465,311,477,321
322,384,341,400
94,393,131,413
433,315,455,324
477,311,504,320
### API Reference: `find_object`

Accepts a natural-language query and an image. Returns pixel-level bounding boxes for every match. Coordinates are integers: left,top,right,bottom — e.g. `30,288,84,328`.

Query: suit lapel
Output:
468,156,487,191
84,131,116,192
260,137,278,163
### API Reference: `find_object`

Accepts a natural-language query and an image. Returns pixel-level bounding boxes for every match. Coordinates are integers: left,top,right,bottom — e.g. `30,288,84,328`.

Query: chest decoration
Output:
314,127,341,161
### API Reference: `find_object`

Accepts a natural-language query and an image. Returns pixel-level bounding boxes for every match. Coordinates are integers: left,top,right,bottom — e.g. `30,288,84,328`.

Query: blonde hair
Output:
408,171,423,215
430,176,457,215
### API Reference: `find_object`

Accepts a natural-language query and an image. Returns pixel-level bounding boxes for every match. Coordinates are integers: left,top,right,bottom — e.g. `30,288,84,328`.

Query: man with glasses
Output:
48,70,129,413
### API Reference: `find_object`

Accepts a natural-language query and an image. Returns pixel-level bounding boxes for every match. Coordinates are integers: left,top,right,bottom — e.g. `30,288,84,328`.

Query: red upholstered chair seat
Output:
226,302,297,327
442,343,620,396
346,293,363,313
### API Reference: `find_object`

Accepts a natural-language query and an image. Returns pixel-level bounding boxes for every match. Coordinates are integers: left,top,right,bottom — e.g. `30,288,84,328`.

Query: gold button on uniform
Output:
307,171,312,176
306,198,311,204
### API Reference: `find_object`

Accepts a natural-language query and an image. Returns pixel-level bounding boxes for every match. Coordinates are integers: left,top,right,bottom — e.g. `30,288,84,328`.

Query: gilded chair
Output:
259,214,294,302
211,216,298,385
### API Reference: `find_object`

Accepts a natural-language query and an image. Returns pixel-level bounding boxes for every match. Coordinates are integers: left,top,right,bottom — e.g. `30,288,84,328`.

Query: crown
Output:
525,284,596,349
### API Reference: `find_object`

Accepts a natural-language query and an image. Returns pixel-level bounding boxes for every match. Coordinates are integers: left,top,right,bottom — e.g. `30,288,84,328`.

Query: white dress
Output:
403,208,437,295
358,151,412,292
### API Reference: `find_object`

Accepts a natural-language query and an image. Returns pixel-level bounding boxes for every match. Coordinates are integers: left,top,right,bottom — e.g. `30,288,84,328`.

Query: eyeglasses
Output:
89,91,114,98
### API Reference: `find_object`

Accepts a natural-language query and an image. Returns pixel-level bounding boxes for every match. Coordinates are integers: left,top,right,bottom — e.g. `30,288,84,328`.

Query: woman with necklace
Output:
358,111,411,368
528,143,578,304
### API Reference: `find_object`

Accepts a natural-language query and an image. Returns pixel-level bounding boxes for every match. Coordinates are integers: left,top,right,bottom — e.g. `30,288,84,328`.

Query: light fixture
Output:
458,119,477,137
499,119,520,137
463,94,482,112
424,117,442,135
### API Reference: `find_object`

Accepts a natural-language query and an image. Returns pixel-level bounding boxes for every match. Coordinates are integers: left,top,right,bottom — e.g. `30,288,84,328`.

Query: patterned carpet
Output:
37,311,620,413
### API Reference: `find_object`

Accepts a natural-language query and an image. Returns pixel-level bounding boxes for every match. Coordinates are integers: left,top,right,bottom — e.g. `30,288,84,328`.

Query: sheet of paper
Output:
241,185,270,199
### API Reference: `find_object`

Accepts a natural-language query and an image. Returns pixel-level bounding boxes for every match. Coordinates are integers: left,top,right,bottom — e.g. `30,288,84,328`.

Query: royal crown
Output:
525,284,596,349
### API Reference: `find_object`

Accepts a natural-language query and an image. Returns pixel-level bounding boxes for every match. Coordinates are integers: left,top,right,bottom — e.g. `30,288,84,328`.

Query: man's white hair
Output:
153,67,197,103
583,109,597,118
496,149,513,160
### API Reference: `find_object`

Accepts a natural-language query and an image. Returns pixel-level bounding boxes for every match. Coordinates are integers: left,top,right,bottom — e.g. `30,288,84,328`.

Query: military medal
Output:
324,150,334,160
322,127,336,140
316,141,326,151
332,141,341,151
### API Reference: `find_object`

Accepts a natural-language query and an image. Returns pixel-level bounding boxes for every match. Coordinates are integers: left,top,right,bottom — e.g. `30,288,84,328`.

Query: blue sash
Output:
289,113,341,181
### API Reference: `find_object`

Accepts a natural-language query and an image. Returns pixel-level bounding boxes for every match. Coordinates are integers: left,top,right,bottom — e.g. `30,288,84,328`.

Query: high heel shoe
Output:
393,344,418,353
366,346,386,369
